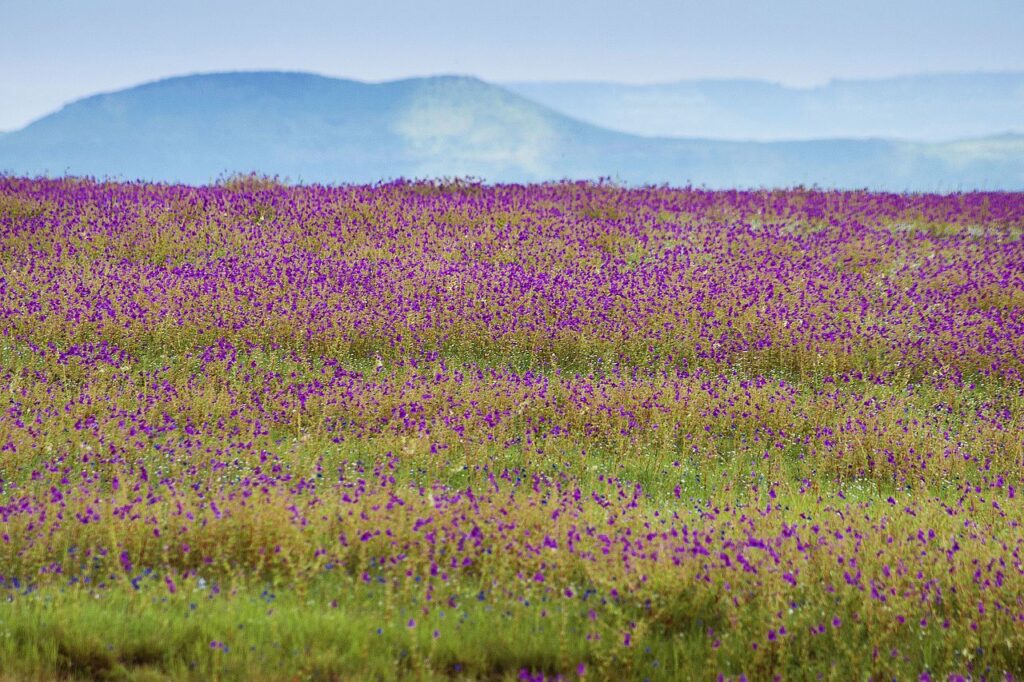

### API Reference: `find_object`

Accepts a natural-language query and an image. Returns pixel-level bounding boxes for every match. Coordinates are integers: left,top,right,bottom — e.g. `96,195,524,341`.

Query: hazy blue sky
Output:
2,0,1022,130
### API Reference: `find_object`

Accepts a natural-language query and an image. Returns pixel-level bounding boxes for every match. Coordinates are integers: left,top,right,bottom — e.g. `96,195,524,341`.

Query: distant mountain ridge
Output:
504,73,1024,142
1,71,1022,190
0,72,614,183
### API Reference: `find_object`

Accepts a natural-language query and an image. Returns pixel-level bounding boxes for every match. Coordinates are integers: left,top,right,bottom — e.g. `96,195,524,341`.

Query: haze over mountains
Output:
1,71,1022,190
505,73,1024,142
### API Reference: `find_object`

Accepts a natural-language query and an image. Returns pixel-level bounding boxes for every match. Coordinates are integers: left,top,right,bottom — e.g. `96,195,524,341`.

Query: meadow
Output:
0,175,1022,680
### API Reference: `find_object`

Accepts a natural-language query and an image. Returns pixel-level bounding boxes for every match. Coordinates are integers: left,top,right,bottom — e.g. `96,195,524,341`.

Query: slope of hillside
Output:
0,72,598,183
505,73,1024,142
1,71,1022,190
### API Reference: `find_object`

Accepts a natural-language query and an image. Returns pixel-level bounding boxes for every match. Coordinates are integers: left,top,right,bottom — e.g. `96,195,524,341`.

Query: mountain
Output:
504,73,1024,142
1,71,1023,190
0,72,603,183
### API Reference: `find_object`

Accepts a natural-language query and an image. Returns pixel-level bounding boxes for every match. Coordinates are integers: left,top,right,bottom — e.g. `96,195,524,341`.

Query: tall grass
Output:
1,177,1023,680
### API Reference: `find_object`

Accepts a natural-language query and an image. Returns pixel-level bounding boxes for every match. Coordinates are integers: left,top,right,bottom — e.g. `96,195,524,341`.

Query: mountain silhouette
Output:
505,73,1024,142
1,71,1022,190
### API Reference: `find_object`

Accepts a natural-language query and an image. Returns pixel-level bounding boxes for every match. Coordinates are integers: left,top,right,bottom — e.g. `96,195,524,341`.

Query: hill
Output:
504,73,1024,142
1,71,1022,190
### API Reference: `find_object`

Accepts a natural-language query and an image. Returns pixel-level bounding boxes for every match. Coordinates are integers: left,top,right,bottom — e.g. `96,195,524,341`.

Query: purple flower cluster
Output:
1,176,1023,678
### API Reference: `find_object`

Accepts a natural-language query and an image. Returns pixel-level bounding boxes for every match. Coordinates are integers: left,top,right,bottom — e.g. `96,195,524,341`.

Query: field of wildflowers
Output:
1,175,1023,680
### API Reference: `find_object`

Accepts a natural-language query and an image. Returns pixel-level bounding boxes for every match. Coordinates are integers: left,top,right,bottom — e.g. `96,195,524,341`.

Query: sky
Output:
2,0,1023,131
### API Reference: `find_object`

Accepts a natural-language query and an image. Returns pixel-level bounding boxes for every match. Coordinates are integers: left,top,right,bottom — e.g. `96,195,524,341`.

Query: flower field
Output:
1,175,1023,680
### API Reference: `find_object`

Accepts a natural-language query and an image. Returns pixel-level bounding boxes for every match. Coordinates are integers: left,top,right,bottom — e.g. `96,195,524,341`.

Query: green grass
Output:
3,570,1021,681
4,181,1024,681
